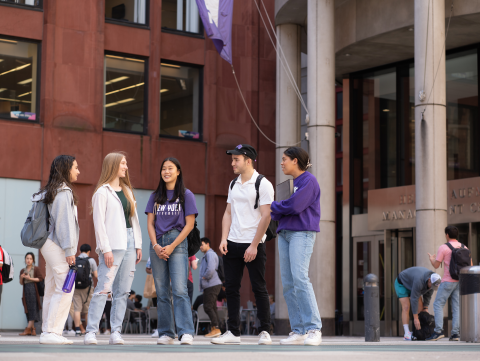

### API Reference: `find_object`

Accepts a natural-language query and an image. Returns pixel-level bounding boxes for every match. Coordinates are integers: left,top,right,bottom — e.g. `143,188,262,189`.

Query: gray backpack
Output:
20,199,50,249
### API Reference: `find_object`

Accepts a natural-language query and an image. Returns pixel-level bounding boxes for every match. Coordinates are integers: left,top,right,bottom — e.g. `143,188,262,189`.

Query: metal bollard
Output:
364,273,380,342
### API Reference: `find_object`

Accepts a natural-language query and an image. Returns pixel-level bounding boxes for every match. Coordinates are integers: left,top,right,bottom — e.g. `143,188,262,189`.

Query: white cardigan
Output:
92,184,142,254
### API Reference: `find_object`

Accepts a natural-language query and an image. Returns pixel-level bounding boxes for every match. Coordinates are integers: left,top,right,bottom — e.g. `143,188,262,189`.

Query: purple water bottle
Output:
62,265,77,293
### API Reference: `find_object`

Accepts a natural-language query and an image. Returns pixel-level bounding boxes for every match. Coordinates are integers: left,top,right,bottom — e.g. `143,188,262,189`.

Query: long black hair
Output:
154,157,186,205
284,147,312,171
35,155,78,205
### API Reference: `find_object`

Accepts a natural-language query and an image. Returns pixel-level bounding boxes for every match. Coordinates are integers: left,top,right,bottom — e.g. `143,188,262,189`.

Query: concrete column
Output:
307,0,336,335
414,0,447,274
274,23,302,334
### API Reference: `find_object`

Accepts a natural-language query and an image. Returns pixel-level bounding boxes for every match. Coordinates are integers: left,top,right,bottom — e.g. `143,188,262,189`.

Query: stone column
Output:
307,0,336,335
414,0,447,273
274,23,302,335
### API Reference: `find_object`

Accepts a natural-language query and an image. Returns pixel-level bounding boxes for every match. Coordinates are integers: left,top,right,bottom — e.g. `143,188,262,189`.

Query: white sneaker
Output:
211,330,241,345
280,332,308,345
404,331,413,341
157,335,174,345
180,334,193,345
304,330,322,346
109,331,124,345
40,332,72,345
151,329,159,338
84,332,98,345
103,330,111,335
258,331,272,345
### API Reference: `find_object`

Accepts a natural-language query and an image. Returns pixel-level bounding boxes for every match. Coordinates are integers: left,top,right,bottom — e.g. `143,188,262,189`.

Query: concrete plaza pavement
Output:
1,333,480,361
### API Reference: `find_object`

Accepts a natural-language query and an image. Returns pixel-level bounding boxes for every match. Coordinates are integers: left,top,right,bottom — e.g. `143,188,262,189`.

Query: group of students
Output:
26,143,323,346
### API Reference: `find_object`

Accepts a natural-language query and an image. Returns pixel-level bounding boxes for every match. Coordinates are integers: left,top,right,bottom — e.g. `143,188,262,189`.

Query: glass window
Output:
105,0,147,25
446,49,479,180
336,91,343,119
0,38,39,121
104,54,146,133
162,0,201,34
0,0,41,7
160,62,201,139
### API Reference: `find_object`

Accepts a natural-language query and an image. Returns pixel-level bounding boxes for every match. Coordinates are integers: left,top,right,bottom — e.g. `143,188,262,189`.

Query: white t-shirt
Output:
227,170,274,243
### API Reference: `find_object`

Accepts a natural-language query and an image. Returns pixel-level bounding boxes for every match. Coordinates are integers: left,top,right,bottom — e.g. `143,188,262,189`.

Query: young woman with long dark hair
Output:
19,252,44,336
36,155,80,345
270,147,322,346
145,157,197,345
84,152,142,346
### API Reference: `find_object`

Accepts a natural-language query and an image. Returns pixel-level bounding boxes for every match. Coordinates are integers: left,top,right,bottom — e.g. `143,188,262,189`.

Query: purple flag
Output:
195,0,234,64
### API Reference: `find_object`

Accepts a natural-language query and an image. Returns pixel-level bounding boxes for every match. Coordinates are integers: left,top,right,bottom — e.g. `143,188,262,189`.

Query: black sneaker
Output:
426,332,445,341
75,330,83,337
449,334,460,341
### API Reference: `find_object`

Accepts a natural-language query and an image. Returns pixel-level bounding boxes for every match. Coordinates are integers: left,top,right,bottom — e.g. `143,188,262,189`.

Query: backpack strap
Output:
445,242,454,251
230,177,238,190
254,175,265,210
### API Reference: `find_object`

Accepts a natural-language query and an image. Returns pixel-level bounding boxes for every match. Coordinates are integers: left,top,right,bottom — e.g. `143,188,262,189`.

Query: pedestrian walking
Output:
270,147,322,346
70,244,98,336
199,237,223,338
213,144,274,346
426,226,472,341
84,152,143,345
36,155,80,345
19,252,44,336
145,157,197,345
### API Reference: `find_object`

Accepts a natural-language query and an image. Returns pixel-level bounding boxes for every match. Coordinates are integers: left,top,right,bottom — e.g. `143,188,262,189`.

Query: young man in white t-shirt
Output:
212,144,274,346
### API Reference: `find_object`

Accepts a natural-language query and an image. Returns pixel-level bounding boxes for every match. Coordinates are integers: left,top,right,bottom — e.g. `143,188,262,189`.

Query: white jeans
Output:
41,239,75,334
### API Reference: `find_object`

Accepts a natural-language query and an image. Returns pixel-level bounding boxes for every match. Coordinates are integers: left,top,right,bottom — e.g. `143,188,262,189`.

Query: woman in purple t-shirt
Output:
145,157,198,345
270,147,322,346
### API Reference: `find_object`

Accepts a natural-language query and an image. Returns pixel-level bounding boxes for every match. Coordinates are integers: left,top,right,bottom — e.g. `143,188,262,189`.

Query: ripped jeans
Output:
86,228,136,334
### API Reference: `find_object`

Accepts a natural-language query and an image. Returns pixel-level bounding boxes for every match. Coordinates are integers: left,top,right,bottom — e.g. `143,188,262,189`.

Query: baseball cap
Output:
226,144,258,161
430,273,441,289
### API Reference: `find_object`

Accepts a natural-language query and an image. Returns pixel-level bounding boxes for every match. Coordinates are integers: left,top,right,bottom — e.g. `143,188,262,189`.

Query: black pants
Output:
187,280,194,305
224,241,270,336
204,284,222,327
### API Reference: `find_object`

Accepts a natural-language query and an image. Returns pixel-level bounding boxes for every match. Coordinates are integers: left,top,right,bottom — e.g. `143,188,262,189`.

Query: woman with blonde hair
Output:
84,152,142,346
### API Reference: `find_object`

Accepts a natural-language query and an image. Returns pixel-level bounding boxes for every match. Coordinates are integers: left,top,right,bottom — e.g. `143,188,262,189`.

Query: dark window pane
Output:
336,91,343,119
336,125,343,152
0,39,38,120
446,49,479,180
162,0,201,33
105,0,147,25
336,157,343,186
160,62,201,139
0,0,41,6
104,55,146,133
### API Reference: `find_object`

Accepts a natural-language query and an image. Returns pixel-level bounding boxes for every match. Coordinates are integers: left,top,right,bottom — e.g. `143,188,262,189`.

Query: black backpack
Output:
75,256,92,289
216,255,225,283
181,200,202,257
412,311,435,341
445,243,471,280
230,175,278,242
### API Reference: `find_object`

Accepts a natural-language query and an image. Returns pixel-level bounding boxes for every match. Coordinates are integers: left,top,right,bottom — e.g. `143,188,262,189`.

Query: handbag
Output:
143,274,156,299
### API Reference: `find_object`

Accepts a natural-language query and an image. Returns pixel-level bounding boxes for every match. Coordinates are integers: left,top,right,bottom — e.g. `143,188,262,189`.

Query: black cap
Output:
226,144,258,160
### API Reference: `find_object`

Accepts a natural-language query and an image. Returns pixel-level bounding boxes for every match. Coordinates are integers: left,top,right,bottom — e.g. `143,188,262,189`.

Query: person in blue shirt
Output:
270,147,322,346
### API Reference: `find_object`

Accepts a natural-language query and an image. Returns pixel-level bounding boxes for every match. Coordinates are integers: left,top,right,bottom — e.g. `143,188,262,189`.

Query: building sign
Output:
368,177,480,230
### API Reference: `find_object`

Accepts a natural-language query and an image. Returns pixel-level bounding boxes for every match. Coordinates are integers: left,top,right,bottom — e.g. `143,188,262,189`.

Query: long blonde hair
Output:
92,152,136,217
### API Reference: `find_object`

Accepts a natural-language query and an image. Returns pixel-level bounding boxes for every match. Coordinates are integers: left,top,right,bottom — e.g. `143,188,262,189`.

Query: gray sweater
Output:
398,266,434,314
199,249,222,291
32,186,79,257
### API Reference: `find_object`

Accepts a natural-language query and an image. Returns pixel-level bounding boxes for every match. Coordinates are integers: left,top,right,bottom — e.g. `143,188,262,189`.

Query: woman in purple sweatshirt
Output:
270,147,322,346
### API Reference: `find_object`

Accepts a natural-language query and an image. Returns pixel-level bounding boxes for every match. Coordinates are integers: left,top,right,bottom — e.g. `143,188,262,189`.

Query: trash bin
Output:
460,266,480,342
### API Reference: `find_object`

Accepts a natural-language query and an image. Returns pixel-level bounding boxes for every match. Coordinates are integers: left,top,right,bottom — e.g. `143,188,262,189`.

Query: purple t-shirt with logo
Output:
145,189,198,239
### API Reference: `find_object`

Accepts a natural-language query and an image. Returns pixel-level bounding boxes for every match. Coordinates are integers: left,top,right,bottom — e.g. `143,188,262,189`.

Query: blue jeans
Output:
87,228,136,334
278,230,322,334
433,281,460,335
150,229,194,339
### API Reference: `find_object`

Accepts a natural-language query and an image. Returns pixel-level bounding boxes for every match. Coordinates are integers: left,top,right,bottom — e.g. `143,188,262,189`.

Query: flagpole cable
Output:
254,0,309,118
231,64,302,147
